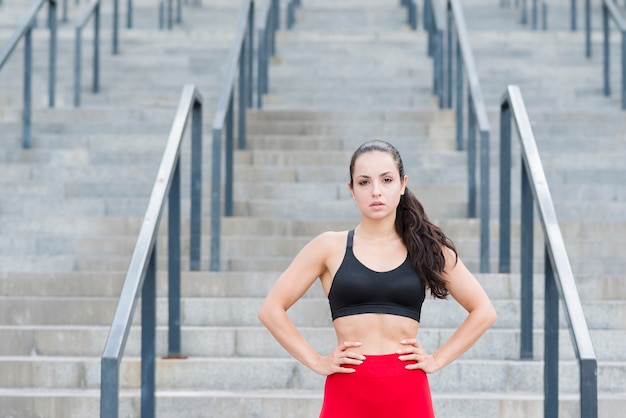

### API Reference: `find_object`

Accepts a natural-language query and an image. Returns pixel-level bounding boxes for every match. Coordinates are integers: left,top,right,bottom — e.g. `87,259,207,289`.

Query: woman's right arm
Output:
257,232,364,375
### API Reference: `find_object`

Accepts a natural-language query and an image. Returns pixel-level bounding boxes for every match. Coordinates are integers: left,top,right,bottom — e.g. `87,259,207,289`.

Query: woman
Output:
258,140,497,417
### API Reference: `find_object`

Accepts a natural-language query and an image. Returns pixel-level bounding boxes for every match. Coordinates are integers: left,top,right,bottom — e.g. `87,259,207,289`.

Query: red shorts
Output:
319,353,435,418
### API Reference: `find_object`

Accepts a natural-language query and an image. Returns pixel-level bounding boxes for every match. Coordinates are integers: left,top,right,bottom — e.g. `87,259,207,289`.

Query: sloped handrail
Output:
445,0,491,273
100,85,203,418
74,0,100,107
210,0,256,271
602,0,626,109
499,85,597,418
0,0,57,148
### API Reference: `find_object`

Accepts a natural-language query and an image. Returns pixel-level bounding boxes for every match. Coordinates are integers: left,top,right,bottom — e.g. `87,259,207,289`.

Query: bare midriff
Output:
333,313,420,355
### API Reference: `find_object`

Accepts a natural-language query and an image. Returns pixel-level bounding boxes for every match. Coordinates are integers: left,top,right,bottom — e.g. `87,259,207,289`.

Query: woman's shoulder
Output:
309,230,350,250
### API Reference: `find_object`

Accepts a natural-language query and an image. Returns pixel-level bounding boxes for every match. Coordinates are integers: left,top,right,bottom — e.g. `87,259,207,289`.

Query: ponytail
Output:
395,187,457,299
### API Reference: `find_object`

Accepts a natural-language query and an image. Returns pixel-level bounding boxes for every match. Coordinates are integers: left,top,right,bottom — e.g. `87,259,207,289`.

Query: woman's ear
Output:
347,181,354,198
401,175,408,195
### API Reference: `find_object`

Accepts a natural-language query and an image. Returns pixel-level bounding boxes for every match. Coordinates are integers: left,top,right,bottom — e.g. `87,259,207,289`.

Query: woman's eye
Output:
383,178,393,183
358,180,369,186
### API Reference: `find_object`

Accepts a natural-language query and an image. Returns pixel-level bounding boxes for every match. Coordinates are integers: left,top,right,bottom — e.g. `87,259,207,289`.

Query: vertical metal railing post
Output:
48,0,57,107
571,0,577,31
544,245,559,418
113,0,119,54
446,7,453,108
141,246,157,418
257,24,267,108
94,2,100,93
247,4,254,109
520,162,534,360
603,4,611,96
455,38,464,151
622,29,626,109
62,0,68,22
499,101,512,273
210,126,222,272
74,25,82,106
239,36,249,150
23,24,33,148
479,128,490,273
168,160,182,356
586,0,591,57
521,0,528,24
581,358,599,417
226,90,235,217
177,0,182,23
127,0,133,28
467,95,476,219
190,99,203,271
168,0,173,29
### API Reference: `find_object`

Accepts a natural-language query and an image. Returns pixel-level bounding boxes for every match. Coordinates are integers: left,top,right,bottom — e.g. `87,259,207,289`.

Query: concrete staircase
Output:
0,0,625,416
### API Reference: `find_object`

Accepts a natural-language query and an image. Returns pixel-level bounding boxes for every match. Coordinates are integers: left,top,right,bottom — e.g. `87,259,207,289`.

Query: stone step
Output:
0,356,623,393
1,295,624,330
2,271,624,301
2,324,625,362
0,387,625,418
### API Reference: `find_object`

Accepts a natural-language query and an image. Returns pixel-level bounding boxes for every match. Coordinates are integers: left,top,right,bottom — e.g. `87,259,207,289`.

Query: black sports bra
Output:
327,230,426,322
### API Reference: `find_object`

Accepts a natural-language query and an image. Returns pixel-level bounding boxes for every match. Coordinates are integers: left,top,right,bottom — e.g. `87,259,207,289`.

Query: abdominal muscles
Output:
333,313,420,355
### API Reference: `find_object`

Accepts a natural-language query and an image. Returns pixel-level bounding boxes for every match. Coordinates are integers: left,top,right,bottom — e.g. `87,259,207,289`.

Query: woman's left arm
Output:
399,248,497,373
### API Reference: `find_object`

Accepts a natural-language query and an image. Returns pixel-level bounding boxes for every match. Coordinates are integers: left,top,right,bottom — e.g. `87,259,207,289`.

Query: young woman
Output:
258,140,497,417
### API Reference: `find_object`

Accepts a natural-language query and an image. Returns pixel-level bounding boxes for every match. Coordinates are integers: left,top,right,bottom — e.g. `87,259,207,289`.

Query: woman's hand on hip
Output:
397,338,442,374
312,341,365,376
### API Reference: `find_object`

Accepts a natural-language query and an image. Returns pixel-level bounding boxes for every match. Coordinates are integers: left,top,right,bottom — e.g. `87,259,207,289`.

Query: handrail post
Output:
455,38,464,151
257,24,267,108
586,0,591,57
446,6,453,108
499,100,512,273
603,4,610,96
467,94,476,219
479,129,490,273
113,0,119,54
239,41,248,151
23,24,33,148
190,99,203,271
141,246,157,418
211,126,223,271
127,0,132,29
94,1,100,93
168,161,182,356
571,0,577,31
622,29,626,109
226,89,235,217
48,0,57,107
580,358,599,417
520,161,534,360
100,356,120,417
248,3,254,109
74,25,82,107
544,244,559,417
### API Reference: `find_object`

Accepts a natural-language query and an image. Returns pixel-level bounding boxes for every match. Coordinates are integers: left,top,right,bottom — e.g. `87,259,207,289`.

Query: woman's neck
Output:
356,218,399,242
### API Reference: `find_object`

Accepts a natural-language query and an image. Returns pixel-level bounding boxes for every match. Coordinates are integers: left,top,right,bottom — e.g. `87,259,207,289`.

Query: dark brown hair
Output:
349,140,457,299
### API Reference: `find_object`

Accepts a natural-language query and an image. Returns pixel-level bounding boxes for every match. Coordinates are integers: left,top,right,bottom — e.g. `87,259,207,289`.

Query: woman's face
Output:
349,151,408,220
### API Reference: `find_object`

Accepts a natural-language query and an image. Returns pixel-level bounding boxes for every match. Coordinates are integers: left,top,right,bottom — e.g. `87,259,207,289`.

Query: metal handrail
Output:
74,0,100,107
602,0,626,109
443,0,491,273
499,85,597,418
257,0,279,107
100,85,203,418
112,0,135,54
210,0,255,271
0,0,57,148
